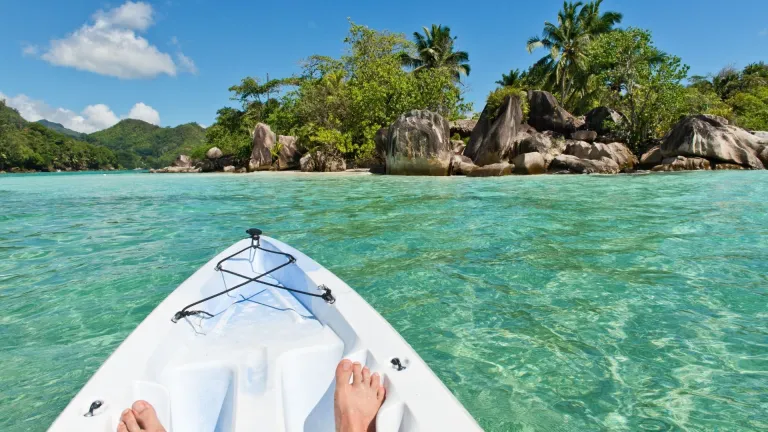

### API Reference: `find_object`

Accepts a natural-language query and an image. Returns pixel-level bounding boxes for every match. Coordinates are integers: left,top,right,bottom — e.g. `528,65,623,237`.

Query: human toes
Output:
335,359,353,386
120,408,140,432
132,400,164,431
371,372,381,390
352,362,363,385
362,367,371,386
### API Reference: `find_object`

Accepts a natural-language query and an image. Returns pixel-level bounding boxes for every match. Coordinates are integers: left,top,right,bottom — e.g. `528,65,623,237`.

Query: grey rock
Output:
172,154,193,168
466,162,514,177
571,130,598,143
713,162,745,170
249,123,301,171
450,154,476,175
651,156,711,172
753,131,768,140
300,151,346,172
527,90,584,134
564,140,638,170
150,166,201,174
510,132,566,160
584,107,626,135
639,146,663,168
662,115,768,169
449,119,477,138
223,165,236,173
465,95,524,166
512,152,546,175
549,154,620,174
206,147,223,160
451,140,466,155
386,110,452,176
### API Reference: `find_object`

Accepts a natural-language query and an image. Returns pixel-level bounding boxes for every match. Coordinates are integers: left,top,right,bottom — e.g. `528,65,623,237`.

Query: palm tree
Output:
496,68,528,87
401,24,471,81
526,0,622,103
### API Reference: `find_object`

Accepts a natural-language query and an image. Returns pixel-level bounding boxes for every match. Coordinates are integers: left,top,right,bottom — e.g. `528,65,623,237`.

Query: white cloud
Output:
0,91,160,133
94,1,154,31
176,52,197,74
39,1,195,79
127,102,160,125
21,43,39,57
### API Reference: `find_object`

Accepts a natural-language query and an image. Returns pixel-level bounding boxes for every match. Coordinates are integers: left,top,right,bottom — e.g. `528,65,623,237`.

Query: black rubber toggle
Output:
246,228,263,238
391,358,406,371
84,400,103,417
320,286,335,304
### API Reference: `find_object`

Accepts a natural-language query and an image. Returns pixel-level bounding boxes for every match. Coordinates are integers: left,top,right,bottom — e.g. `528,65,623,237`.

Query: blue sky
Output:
1,0,766,132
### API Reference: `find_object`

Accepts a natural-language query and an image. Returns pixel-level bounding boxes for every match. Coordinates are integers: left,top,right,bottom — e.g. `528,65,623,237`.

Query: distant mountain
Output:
88,119,207,169
36,119,86,139
0,101,117,171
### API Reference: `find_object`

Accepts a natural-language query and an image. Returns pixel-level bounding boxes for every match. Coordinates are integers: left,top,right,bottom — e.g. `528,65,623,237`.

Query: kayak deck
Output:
154,257,344,432
49,235,483,431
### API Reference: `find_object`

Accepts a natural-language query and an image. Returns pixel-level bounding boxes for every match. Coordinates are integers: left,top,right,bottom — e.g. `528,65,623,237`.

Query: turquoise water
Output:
1,171,767,431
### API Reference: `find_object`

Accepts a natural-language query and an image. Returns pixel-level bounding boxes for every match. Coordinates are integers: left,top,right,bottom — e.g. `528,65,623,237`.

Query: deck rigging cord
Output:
171,228,335,324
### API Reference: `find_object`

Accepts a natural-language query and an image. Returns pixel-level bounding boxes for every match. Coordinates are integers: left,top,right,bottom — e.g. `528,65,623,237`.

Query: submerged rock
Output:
386,110,452,176
662,115,768,169
527,90,584,134
464,95,524,166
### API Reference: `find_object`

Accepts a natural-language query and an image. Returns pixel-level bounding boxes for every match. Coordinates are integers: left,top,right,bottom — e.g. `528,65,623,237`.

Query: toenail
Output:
133,401,148,413
122,409,131,416
342,361,351,371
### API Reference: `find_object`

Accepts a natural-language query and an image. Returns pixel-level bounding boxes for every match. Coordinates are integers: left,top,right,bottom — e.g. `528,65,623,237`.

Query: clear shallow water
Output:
1,171,767,432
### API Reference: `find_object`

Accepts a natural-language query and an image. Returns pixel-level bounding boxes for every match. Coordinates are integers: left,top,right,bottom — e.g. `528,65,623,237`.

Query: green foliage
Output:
0,100,117,171
728,88,768,130
485,87,529,121
208,20,471,162
36,120,86,139
88,119,206,168
586,28,689,149
400,24,470,81
526,0,623,107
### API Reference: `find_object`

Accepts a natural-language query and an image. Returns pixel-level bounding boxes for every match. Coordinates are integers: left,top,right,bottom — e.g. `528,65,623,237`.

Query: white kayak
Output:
49,229,481,431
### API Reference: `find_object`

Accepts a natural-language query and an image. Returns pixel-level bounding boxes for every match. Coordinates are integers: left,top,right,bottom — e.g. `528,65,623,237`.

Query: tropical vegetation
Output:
0,101,117,171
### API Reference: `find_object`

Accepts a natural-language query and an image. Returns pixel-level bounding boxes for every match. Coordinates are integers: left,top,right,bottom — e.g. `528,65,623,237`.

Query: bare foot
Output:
117,400,166,432
334,359,386,432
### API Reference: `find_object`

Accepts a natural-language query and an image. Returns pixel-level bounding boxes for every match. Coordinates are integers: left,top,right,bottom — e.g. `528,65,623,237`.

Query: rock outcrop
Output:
300,151,346,172
549,154,620,174
584,107,626,135
206,147,223,160
651,156,711,172
172,154,193,168
451,140,466,155
150,166,201,174
450,154,476,175
249,123,300,171
510,131,566,163
527,90,584,134
464,95,524,166
512,152,546,175
564,140,638,171
753,131,768,140
639,146,663,169
386,110,453,176
466,162,514,177
449,119,477,138
223,165,236,173
661,115,768,169
571,130,597,143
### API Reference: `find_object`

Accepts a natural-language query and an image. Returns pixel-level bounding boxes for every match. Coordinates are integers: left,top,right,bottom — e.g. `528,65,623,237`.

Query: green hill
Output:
36,119,86,139
0,101,117,172
88,119,207,168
